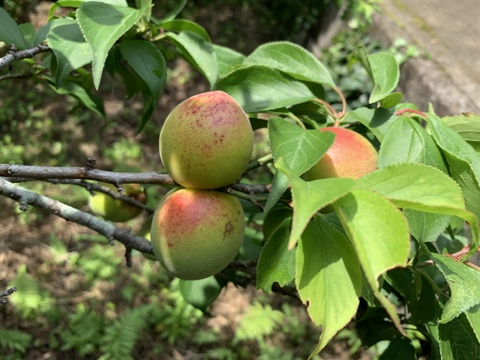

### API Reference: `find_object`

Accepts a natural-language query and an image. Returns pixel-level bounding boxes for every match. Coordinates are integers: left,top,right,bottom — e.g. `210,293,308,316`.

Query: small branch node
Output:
1,286,17,304
85,157,97,171
125,247,133,267
18,197,29,212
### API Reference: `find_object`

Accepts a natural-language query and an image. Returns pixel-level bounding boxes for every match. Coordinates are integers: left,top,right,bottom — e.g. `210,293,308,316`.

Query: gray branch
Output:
0,177,154,256
0,44,50,70
0,164,175,185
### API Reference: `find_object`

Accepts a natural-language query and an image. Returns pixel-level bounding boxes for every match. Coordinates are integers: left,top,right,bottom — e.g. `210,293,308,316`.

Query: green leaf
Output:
379,336,417,360
47,20,94,86
359,163,480,254
378,116,447,172
256,218,296,292
404,209,451,243
432,253,480,323
275,157,356,249
49,0,128,20
443,113,480,152
297,215,361,356
166,31,217,88
0,8,29,49
119,40,166,130
368,52,400,103
356,47,399,104
18,23,36,48
358,163,465,211
179,276,221,312
335,189,410,334
379,92,403,109
439,312,480,360
213,44,245,79
264,118,335,213
427,114,480,218
466,304,480,344
425,113,480,255
76,1,146,89
244,41,335,87
159,19,210,41
346,107,398,141
216,65,315,113
50,79,105,117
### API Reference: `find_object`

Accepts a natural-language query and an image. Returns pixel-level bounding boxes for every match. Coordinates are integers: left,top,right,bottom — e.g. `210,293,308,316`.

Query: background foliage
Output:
1,1,478,360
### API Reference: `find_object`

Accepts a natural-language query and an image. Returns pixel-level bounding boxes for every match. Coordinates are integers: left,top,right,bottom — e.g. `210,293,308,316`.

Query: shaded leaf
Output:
159,19,210,41
166,31,217,88
216,65,315,113
256,218,296,292
0,8,29,49
213,44,245,79
439,312,480,360
432,253,480,323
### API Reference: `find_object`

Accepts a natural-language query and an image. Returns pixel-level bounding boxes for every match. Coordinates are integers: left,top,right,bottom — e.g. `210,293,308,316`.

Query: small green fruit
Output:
89,183,147,222
150,188,245,280
262,207,293,240
159,91,254,189
304,127,378,180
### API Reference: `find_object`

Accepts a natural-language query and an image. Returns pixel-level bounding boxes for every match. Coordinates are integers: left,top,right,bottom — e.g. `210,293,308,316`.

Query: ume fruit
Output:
150,188,245,280
159,91,253,189
304,127,378,180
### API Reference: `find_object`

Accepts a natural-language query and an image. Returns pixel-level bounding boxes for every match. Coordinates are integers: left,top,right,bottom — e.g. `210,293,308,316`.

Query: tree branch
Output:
0,177,154,258
0,164,175,185
0,44,50,70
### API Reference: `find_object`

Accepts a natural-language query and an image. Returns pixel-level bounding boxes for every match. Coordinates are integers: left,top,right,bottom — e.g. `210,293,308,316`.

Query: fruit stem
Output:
225,188,268,210
287,112,306,130
394,108,427,118
333,86,347,119
245,153,273,172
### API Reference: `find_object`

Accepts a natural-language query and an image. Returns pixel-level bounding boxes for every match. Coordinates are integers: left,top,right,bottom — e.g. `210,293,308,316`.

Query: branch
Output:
0,287,17,304
0,44,50,70
0,177,154,258
0,164,270,199
0,164,175,185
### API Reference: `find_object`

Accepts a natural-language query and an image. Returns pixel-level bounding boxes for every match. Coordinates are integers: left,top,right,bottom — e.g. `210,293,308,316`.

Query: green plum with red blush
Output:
159,91,253,189
150,188,245,280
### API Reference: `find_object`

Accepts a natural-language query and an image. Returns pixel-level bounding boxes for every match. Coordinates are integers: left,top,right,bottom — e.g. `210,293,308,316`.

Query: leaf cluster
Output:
1,1,480,359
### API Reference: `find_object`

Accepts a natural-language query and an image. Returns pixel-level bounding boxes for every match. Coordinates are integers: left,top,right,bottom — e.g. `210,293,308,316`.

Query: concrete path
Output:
371,0,480,116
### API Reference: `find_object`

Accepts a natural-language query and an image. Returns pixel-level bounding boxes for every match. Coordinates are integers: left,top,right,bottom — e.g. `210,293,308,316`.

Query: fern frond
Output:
99,304,151,360
0,328,32,354
234,302,284,343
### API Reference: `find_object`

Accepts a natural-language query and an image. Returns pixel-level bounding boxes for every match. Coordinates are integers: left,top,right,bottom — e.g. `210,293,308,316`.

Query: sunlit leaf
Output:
77,1,146,89
297,215,361,356
264,118,334,213
244,41,335,87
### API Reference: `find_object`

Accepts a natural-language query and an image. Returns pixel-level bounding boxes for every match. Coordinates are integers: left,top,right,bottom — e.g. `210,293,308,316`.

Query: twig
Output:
0,177,154,256
0,287,17,304
0,164,270,196
0,44,50,70
0,164,174,185
10,178,155,213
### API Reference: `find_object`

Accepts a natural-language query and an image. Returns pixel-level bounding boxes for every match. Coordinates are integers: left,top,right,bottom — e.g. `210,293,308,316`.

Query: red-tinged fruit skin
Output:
304,127,378,180
150,188,245,280
159,91,254,189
